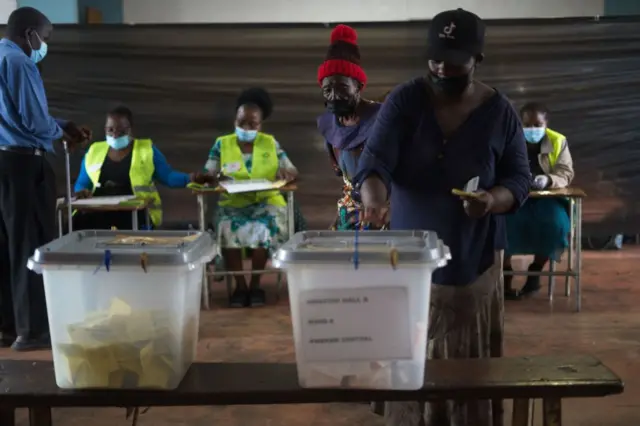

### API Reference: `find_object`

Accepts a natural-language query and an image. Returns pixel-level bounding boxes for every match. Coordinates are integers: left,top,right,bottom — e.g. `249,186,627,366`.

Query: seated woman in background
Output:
204,88,298,308
74,106,210,230
504,102,574,300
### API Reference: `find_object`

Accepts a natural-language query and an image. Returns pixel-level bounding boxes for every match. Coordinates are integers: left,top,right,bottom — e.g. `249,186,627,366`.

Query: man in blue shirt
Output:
0,7,91,351
356,9,530,426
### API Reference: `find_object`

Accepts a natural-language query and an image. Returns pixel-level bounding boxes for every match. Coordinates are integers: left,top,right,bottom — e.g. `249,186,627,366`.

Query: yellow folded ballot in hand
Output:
57,298,194,389
451,188,481,199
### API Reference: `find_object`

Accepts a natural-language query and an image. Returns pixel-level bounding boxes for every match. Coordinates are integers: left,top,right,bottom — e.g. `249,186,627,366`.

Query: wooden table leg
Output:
28,407,52,426
512,399,531,426
543,398,562,426
0,407,15,426
371,401,385,416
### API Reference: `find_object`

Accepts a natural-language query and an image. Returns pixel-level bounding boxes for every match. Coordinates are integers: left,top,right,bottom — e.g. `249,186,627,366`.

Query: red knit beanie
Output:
317,24,367,88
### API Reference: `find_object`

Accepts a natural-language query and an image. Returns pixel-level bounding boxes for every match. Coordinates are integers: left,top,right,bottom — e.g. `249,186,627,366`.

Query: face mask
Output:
235,127,257,142
27,31,48,64
325,98,357,117
523,127,546,144
106,135,131,150
429,72,472,97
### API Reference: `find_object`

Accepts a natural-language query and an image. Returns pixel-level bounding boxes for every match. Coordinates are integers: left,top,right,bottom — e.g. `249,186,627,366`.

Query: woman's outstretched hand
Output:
74,189,92,199
359,175,389,226
189,172,217,186
277,168,298,183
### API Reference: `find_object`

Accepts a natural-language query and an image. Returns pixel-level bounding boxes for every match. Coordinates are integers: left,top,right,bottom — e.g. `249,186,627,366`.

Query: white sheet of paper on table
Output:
71,195,137,206
220,179,285,194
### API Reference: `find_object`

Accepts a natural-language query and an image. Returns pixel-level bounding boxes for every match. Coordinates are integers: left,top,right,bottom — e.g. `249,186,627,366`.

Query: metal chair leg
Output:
225,272,233,298
548,260,555,302
275,272,282,302
565,199,576,297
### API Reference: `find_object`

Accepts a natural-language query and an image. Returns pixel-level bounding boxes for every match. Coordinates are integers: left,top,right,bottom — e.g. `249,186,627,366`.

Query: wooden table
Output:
0,355,623,426
188,183,298,309
504,187,586,311
56,198,152,237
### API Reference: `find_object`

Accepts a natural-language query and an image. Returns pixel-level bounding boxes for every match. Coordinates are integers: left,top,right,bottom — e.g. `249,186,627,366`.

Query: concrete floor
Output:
4,249,640,426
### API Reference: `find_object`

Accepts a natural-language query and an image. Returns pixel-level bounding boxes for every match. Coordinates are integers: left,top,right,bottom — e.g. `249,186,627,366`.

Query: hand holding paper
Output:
453,176,494,218
277,168,298,183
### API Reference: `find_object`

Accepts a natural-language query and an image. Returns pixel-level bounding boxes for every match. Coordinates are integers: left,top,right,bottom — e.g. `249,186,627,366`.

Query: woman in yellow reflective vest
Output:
204,88,298,308
73,106,211,230
504,102,575,299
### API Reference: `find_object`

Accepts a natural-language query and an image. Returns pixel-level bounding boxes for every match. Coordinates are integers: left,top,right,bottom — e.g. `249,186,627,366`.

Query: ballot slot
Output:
273,231,451,390
30,230,215,390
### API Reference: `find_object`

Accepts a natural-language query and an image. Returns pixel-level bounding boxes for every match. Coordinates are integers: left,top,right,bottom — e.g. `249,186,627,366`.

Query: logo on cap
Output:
439,22,456,39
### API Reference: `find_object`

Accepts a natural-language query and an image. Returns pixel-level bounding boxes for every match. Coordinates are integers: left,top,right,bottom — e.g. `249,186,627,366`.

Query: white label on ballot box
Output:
299,287,412,362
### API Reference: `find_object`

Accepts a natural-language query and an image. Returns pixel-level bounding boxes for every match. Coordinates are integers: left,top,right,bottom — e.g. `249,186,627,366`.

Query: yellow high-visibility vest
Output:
545,128,565,168
84,139,162,226
218,132,285,208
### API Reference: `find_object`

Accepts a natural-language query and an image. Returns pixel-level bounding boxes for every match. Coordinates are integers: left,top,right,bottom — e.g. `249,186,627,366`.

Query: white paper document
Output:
220,179,285,194
464,176,479,193
299,287,412,363
71,195,137,206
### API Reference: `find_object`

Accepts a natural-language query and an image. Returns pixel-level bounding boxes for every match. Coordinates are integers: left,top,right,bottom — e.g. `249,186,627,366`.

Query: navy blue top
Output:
355,78,531,286
0,39,65,152
317,102,382,181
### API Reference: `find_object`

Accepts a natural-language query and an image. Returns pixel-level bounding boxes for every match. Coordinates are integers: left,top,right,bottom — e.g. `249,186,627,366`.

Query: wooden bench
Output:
0,355,623,426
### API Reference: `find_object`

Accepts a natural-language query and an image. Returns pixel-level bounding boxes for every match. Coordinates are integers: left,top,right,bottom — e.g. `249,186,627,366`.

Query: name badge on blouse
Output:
224,162,242,173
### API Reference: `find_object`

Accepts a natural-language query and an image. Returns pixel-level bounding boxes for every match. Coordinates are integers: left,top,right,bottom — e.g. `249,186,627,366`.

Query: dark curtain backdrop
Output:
15,18,640,234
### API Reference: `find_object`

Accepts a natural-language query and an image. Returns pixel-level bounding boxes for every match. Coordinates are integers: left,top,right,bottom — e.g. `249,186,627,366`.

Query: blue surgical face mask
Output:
106,135,131,150
523,127,546,144
235,127,257,142
28,31,48,64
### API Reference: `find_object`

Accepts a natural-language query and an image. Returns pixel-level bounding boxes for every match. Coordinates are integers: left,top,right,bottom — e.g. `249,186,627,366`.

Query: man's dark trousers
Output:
0,149,55,340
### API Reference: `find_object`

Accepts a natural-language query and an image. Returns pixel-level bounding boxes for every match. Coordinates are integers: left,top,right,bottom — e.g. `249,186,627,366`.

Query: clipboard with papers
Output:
187,179,289,194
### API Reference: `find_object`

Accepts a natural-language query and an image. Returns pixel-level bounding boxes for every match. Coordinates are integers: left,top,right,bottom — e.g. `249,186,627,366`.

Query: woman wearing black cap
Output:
357,9,530,426
316,24,387,230
204,88,298,308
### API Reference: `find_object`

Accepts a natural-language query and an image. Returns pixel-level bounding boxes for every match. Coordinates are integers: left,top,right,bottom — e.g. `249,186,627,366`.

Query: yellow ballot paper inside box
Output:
59,297,182,389
109,297,133,316
138,339,176,389
58,342,120,388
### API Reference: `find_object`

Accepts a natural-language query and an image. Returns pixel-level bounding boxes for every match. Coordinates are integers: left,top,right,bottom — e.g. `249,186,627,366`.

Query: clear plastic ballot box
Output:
28,230,215,390
273,230,451,390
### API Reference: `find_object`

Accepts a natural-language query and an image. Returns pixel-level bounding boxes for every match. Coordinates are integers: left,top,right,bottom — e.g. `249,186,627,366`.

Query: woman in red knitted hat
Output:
316,24,387,230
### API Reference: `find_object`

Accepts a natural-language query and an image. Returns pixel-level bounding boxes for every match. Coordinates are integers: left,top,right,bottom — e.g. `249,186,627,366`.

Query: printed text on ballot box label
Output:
299,287,412,363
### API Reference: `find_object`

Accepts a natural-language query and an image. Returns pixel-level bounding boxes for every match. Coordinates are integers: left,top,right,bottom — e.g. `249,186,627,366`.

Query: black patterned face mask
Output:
325,98,357,117
428,71,472,97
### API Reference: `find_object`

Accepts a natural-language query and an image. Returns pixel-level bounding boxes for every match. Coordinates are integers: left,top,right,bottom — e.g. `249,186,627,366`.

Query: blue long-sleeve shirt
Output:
0,39,65,152
355,78,531,286
74,144,190,192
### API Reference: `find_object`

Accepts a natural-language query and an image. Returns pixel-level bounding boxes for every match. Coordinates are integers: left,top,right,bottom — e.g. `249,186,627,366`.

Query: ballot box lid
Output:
30,230,215,267
272,230,451,267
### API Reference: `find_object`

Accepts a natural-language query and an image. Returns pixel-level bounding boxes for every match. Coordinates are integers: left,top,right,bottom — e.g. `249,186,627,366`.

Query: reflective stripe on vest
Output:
84,139,163,226
218,132,286,208
545,128,565,168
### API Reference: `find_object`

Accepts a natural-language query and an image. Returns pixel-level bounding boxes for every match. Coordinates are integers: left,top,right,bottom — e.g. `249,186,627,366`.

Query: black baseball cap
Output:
427,9,485,65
